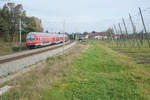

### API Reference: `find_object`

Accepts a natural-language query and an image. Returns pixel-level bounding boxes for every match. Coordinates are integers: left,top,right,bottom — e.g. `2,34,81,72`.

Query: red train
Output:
26,32,69,49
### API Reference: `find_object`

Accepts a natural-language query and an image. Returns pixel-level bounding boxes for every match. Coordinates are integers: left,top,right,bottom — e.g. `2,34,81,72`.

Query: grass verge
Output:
1,41,150,100
42,41,148,100
0,45,27,55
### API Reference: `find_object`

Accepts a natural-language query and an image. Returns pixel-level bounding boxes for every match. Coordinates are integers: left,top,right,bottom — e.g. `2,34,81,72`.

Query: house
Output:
87,32,120,40
88,32,108,40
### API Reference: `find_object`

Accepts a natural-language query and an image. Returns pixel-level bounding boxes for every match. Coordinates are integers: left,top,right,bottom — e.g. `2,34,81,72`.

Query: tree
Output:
106,28,113,36
92,31,96,34
2,3,24,42
0,7,9,41
45,30,49,33
0,17,9,41
83,32,88,35
24,17,43,33
0,3,44,42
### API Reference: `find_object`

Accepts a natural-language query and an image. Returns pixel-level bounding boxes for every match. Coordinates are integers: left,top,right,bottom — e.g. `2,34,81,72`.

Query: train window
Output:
27,35,35,42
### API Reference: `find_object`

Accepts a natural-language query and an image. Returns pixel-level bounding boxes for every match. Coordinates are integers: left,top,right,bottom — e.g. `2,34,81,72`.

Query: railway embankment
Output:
0,41,76,78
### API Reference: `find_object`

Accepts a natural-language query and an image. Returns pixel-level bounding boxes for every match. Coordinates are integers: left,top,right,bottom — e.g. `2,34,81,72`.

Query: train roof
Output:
27,32,68,38
28,32,50,35
28,32,67,35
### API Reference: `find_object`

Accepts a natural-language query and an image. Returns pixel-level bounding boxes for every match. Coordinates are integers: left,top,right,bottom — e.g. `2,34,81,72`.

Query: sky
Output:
0,0,150,33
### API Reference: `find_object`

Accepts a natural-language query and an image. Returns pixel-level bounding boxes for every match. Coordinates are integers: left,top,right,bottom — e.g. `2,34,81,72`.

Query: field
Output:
1,40,150,100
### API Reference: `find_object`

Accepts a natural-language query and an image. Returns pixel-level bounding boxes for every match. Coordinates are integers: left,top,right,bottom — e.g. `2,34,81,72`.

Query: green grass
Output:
1,41,150,100
0,45,27,55
42,41,146,100
0,46,14,55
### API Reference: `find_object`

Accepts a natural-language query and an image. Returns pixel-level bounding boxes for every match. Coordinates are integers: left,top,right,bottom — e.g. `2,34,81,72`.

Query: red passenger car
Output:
26,32,68,49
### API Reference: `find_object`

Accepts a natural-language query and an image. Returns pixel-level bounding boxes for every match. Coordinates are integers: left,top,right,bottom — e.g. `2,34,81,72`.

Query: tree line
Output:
0,3,43,43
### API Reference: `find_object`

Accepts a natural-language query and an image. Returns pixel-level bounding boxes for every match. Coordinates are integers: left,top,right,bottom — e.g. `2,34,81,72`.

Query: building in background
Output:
88,32,108,40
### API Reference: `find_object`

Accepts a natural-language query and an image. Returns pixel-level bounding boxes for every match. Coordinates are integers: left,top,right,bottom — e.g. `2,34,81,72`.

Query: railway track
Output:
0,41,76,77
0,41,72,64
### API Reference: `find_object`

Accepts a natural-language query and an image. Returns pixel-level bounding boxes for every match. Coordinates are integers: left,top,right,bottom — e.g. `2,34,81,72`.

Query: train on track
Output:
26,32,69,49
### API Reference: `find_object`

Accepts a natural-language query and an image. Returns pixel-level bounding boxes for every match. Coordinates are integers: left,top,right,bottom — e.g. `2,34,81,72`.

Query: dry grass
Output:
0,42,89,100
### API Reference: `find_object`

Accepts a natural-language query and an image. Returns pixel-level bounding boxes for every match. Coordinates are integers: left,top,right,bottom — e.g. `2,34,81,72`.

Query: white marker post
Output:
0,86,12,96
63,19,66,54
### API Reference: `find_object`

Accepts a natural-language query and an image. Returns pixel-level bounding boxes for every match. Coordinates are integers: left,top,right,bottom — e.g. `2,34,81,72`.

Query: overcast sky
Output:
0,0,150,33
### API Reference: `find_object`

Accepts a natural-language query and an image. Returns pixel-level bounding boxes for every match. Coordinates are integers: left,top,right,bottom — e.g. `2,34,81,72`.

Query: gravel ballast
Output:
0,42,76,77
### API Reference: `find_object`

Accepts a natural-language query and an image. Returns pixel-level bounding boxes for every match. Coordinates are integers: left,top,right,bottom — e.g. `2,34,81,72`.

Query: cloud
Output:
1,0,150,32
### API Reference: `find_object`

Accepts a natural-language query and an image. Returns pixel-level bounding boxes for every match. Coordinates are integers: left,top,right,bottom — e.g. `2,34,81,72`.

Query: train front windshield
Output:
27,34,35,42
